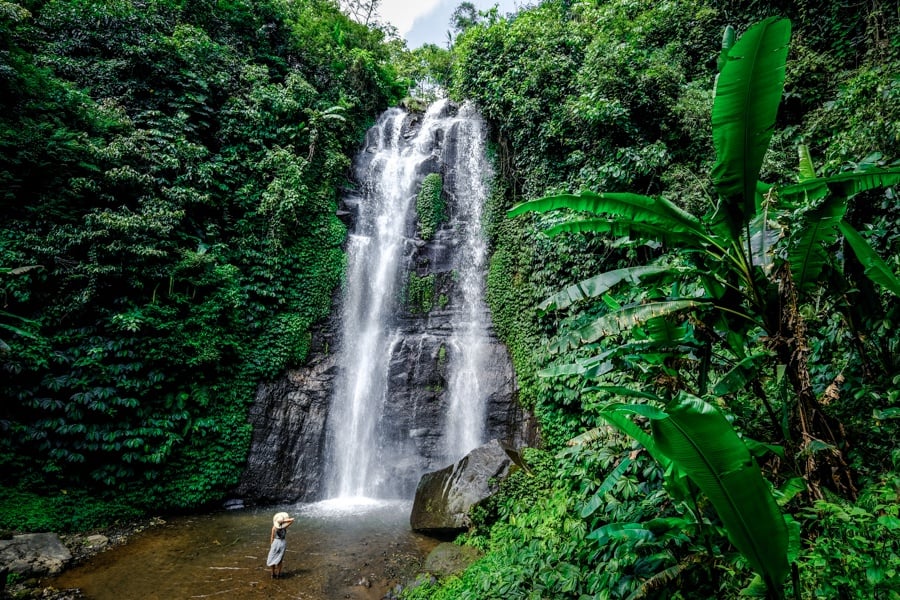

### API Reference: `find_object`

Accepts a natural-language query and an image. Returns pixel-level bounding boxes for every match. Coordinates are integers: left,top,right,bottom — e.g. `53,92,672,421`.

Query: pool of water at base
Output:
48,498,440,600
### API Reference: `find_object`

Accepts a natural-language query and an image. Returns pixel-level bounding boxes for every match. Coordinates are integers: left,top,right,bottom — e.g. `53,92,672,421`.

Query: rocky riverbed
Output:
5,502,439,600
1,516,164,599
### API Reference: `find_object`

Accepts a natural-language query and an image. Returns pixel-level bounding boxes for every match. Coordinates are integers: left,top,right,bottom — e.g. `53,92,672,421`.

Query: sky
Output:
378,0,527,48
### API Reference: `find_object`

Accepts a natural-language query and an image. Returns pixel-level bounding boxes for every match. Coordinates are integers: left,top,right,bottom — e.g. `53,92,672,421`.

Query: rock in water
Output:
410,439,520,534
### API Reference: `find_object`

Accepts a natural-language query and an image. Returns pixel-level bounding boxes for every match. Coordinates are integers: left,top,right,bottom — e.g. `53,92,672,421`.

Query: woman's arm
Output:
270,526,275,543
283,518,295,529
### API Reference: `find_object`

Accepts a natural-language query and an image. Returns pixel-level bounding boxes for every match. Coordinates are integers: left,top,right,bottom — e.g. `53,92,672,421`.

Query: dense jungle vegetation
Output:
2,0,899,598
0,0,403,527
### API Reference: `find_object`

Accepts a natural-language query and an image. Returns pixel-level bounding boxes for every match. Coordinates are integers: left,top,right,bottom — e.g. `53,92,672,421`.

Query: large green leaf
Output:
786,194,847,291
596,402,691,501
747,209,780,272
838,221,900,296
596,402,665,453
575,299,709,344
650,392,789,591
711,17,791,236
586,521,656,544
711,352,769,396
541,218,708,248
580,456,633,518
796,144,817,182
507,191,706,237
780,167,900,204
539,334,695,378
640,315,691,345
539,265,684,311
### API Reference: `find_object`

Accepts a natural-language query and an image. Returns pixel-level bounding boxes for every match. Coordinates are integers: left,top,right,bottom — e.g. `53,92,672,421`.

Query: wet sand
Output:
48,499,439,599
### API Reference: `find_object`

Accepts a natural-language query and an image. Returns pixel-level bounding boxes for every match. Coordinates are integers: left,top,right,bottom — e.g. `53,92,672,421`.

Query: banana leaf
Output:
587,522,656,544
716,25,736,72
507,192,705,237
542,218,708,248
597,402,693,502
711,352,769,396
575,299,709,344
780,167,900,204
711,17,791,237
539,335,696,379
747,210,781,272
580,457,633,518
786,194,847,292
651,392,789,591
590,388,666,405
838,221,900,296
539,265,685,311
796,144,817,182
538,353,611,378
640,316,691,345
774,477,806,507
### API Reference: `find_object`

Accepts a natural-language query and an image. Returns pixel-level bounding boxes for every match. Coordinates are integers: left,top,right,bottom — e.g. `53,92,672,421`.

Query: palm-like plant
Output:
510,16,900,500
510,16,900,596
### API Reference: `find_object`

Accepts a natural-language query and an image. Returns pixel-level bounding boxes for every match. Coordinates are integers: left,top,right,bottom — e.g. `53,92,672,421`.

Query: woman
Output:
266,511,295,578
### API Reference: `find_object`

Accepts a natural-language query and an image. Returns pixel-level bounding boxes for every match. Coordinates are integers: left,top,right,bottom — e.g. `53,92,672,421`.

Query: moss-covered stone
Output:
406,272,437,314
416,173,445,240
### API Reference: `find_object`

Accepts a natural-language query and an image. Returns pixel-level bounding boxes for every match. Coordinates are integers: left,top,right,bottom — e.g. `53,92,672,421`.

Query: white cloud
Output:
378,0,442,36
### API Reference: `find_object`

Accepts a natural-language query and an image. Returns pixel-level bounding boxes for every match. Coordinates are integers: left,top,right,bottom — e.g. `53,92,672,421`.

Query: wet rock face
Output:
234,324,336,503
409,440,519,535
0,533,72,576
370,318,532,500
236,316,533,504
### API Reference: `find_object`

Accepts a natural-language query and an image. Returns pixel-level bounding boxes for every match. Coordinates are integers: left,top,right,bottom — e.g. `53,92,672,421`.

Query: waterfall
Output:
443,102,492,460
324,100,494,500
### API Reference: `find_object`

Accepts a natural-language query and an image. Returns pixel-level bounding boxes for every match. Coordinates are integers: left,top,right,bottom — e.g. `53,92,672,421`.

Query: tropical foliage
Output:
0,0,402,529
2,0,899,598
423,0,900,598
416,172,445,240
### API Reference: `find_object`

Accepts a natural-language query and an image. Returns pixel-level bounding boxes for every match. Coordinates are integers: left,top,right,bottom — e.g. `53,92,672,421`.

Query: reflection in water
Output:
49,501,437,599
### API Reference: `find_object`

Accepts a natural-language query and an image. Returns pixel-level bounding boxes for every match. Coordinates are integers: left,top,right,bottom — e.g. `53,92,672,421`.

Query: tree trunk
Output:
769,264,857,501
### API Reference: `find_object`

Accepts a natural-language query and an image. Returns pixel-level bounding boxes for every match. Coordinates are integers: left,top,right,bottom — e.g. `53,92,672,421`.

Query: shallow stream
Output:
49,499,439,599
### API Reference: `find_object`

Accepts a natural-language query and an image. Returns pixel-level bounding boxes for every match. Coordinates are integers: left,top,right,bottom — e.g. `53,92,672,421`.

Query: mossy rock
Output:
422,542,482,577
416,173,445,241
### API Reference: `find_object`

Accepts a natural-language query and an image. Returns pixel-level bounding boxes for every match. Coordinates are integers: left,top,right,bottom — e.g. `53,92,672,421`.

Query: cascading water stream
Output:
324,100,494,500
443,103,492,460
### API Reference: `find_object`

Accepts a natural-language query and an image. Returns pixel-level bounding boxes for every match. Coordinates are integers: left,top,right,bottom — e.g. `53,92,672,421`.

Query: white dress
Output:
266,526,286,566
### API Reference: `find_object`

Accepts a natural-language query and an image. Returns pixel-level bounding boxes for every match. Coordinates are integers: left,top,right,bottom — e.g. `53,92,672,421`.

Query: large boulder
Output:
0,533,72,576
410,439,519,534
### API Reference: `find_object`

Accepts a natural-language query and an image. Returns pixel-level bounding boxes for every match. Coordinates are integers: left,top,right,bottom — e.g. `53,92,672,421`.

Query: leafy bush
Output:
0,487,142,533
795,468,900,599
406,272,437,315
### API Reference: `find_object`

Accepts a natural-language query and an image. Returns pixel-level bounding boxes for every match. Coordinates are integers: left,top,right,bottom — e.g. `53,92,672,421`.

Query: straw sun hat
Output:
273,511,290,529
